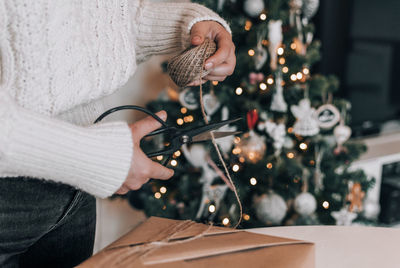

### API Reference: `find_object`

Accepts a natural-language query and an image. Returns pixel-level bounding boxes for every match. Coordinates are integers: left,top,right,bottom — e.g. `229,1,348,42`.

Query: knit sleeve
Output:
133,1,231,62
0,91,133,198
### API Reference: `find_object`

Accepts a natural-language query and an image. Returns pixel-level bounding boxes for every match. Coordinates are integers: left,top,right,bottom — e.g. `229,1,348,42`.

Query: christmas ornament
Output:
270,71,288,112
289,0,305,55
289,0,303,27
196,184,229,219
294,192,317,216
346,182,365,212
243,0,264,17
202,93,221,119
216,106,237,154
313,146,325,193
333,120,351,154
268,20,283,71
291,98,319,136
302,0,319,23
254,29,268,70
236,110,266,163
264,121,286,154
315,104,340,129
249,72,265,85
179,87,198,110
255,191,287,225
331,207,357,226
362,199,380,220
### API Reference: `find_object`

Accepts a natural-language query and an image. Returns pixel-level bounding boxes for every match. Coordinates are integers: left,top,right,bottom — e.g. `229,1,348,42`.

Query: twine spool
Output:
167,38,217,87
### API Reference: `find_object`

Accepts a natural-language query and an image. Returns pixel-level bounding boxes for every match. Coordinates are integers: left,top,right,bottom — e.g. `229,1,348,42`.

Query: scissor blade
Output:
192,131,242,142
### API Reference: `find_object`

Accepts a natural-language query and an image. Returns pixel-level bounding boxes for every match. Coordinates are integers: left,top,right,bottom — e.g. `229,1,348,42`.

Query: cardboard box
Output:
79,217,314,268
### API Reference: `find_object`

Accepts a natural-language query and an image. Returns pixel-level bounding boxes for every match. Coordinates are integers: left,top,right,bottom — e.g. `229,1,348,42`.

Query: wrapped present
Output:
78,217,314,267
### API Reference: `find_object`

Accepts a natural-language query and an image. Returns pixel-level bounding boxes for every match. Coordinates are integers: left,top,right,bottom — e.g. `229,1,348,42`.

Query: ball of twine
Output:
167,38,217,87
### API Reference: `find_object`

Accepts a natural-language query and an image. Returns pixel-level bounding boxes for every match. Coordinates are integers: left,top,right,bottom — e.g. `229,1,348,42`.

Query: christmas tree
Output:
127,0,375,228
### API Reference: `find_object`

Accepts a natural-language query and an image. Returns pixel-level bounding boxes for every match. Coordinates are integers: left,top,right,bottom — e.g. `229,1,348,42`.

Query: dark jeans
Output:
0,177,96,268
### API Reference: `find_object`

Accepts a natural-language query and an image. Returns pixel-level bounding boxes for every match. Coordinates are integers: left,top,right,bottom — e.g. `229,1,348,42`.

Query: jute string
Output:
168,38,243,228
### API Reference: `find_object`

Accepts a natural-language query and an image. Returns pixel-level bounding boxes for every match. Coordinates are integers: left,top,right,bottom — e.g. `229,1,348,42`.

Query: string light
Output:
287,152,295,159
259,13,267,20
299,142,308,150
243,214,250,221
288,127,294,133
303,67,310,75
279,57,285,65
234,137,241,144
266,163,273,169
208,204,216,213
160,186,167,194
282,66,289,73
232,164,240,172
309,160,315,165
267,78,274,84
244,20,252,31
277,47,284,55
290,74,297,81
187,115,194,122
259,83,267,90
250,177,257,185
154,192,161,199
232,148,241,155
177,118,184,125
180,107,187,114
170,159,177,166
235,87,243,95
322,201,330,209
296,72,303,80
174,150,181,157
222,218,230,225
239,157,245,163
290,42,297,50
248,49,255,56
156,155,163,161
212,81,219,86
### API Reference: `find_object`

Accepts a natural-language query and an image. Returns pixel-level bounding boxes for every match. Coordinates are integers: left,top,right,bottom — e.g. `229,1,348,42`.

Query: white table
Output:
249,226,400,268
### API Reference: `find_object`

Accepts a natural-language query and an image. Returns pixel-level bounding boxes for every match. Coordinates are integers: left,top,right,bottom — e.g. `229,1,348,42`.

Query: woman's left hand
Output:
187,21,236,86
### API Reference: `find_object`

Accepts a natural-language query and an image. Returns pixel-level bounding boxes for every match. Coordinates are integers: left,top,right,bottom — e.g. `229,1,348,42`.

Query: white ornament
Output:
283,136,294,149
334,123,352,146
254,46,268,71
294,192,317,216
182,144,207,168
331,208,357,226
196,184,229,219
243,0,264,17
255,191,287,225
270,72,287,112
265,121,286,153
362,199,380,220
268,20,283,71
237,130,266,163
216,107,237,154
179,88,198,110
203,93,221,120
315,104,340,129
302,0,319,22
291,98,320,136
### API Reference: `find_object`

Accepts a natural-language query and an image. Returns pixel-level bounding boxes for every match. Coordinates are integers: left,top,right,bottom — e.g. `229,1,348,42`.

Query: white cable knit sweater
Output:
0,0,230,198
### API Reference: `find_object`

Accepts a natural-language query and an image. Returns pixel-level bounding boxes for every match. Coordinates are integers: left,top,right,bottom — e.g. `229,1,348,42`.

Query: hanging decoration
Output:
254,29,268,71
313,145,325,193
291,98,320,136
270,71,288,112
346,182,365,213
243,0,265,17
179,87,199,110
215,106,237,155
255,191,288,225
289,0,305,55
202,92,221,120
236,110,266,163
333,120,351,154
294,172,317,216
331,207,357,226
249,72,265,85
315,103,340,129
302,0,320,25
268,20,283,71
260,121,286,155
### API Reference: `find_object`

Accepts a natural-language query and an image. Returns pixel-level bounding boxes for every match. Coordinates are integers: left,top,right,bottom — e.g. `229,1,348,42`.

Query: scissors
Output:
94,105,241,166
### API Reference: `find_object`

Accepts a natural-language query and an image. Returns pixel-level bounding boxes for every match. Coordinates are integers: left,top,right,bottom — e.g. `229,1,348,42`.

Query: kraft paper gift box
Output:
78,217,315,268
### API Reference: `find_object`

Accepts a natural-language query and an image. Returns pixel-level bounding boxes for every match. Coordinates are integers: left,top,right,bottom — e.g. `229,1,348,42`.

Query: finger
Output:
187,79,207,86
190,22,209,46
132,111,167,140
205,32,233,70
207,62,235,77
115,184,130,195
147,160,174,180
203,75,226,82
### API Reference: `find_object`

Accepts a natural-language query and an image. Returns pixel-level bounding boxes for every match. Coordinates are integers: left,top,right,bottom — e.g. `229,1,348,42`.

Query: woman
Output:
0,0,235,266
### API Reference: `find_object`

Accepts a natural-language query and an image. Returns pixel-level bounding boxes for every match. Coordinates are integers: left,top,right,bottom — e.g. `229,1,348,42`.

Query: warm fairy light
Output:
170,159,177,166
160,186,167,194
279,57,286,65
296,72,303,80
248,152,256,160
239,157,245,163
262,40,268,46
282,66,289,73
290,74,297,81
322,201,330,209
232,147,241,155
288,127,293,133
208,205,216,213
212,81,219,86
310,160,315,165
243,214,250,221
299,142,308,150
303,67,310,75
235,87,243,95
290,42,297,50
248,49,255,56
184,116,191,123
222,218,230,225
174,150,181,157
232,164,240,172
250,177,257,185
287,152,295,159
266,163,273,169
177,118,184,125
259,13,267,20
156,155,163,161
154,192,161,199
277,47,284,55
244,20,252,31
187,115,194,122
181,107,187,114
234,137,241,144
267,78,274,84
259,83,267,90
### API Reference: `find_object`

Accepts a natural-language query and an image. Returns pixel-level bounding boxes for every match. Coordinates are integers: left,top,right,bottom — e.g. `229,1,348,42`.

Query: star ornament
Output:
331,208,357,226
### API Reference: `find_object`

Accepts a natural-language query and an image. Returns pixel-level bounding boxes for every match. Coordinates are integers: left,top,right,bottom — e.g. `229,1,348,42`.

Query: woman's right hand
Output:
115,111,174,195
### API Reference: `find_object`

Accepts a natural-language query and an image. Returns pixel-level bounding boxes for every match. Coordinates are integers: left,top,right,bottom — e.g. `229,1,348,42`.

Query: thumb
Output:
190,22,208,46
131,111,167,140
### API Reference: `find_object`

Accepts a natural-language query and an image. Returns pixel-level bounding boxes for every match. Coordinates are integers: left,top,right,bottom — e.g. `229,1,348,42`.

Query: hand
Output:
115,111,174,195
187,20,236,86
